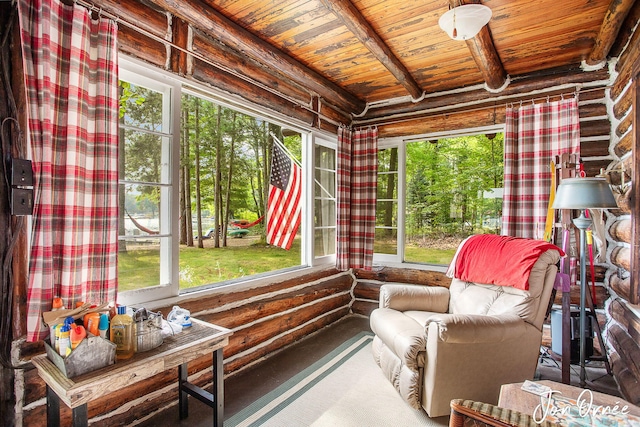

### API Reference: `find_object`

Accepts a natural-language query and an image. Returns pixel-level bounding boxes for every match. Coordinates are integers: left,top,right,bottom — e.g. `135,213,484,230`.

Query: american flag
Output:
267,143,301,250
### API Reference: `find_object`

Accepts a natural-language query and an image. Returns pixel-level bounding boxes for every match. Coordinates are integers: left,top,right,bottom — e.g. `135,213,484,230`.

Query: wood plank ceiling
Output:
130,0,635,119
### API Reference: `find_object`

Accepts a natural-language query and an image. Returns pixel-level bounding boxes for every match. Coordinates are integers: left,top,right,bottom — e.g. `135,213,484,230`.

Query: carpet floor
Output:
226,331,448,427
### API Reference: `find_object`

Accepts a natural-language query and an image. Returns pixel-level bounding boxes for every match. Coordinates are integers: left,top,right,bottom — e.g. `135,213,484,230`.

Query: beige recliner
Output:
369,235,562,417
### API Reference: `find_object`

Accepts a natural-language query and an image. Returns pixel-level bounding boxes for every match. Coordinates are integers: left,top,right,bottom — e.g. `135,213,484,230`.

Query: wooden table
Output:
498,380,640,424
31,318,232,427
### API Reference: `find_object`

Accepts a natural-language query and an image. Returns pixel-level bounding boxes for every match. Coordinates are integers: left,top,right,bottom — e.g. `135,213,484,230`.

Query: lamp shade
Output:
552,177,618,210
438,4,492,40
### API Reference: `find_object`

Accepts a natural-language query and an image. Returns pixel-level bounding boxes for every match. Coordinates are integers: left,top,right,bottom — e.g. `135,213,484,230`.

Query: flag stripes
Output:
267,143,302,250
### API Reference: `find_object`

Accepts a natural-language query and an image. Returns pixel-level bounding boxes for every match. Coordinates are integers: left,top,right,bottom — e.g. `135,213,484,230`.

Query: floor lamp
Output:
552,177,617,387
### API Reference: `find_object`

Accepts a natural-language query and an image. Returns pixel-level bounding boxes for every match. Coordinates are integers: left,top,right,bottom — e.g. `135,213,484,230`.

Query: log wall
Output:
601,9,640,405
18,267,354,426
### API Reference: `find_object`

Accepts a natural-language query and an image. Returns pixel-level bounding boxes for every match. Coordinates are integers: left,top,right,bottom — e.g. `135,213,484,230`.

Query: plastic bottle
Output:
85,312,101,336
58,324,71,357
70,325,87,350
98,313,109,339
52,297,64,311
110,306,135,360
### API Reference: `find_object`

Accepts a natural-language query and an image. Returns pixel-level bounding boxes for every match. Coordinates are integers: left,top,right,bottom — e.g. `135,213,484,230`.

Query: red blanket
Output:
451,235,564,290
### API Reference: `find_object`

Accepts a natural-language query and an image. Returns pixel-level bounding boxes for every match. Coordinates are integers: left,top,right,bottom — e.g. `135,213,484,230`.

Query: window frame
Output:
118,55,338,306
118,59,181,305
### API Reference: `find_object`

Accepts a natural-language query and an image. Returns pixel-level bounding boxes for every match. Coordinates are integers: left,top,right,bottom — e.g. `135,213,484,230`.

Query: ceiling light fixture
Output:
438,3,492,41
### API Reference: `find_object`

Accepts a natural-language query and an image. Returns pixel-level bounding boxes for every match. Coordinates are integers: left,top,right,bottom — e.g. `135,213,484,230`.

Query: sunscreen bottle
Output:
110,306,135,360
70,325,87,350
58,324,71,357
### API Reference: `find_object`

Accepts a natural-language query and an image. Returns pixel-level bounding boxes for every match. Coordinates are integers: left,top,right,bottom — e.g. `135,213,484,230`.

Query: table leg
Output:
213,348,224,427
46,385,60,427
179,362,189,419
72,404,88,427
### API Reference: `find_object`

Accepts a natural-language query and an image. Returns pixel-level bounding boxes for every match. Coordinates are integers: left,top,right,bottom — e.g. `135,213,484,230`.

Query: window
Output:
375,147,399,258
313,138,337,261
403,133,504,265
118,66,180,303
118,58,329,305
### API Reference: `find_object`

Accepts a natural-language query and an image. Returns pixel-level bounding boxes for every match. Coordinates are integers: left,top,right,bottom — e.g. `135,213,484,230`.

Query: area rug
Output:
226,332,449,427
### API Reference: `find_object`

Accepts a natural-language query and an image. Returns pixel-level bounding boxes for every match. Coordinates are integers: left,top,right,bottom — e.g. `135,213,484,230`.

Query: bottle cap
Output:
60,324,70,333
117,305,126,315
98,313,109,330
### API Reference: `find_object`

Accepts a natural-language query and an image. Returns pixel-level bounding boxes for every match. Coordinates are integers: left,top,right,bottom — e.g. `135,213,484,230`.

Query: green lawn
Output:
118,238,455,292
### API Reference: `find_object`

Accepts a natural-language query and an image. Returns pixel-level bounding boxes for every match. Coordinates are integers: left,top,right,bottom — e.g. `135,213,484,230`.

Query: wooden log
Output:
580,139,610,157
610,218,632,243
613,186,632,215
609,0,640,58
93,0,168,39
159,268,345,317
606,297,640,343
191,31,313,108
583,159,613,179
378,107,504,138
118,25,167,68
579,102,607,118
610,273,631,301
359,66,609,122
617,112,633,137
224,294,352,356
170,16,189,76
630,75,640,306
463,7,507,91
611,10,640,100
199,277,352,330
319,0,423,100
614,130,633,158
141,0,364,114
224,307,349,373
353,266,451,288
580,119,611,138
612,246,631,271
351,300,378,317
552,284,609,308
586,0,636,65
353,280,383,301
613,86,633,120
607,323,640,383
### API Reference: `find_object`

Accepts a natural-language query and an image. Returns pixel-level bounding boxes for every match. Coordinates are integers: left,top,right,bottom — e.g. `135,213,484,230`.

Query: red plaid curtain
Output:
19,0,119,341
503,98,580,238
336,127,377,270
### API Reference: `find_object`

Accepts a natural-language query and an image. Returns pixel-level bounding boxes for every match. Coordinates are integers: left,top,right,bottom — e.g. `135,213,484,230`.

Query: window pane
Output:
404,134,504,265
375,147,398,256
374,228,397,254
314,228,336,257
121,83,165,132
120,184,161,236
118,237,164,291
122,130,164,183
315,199,336,227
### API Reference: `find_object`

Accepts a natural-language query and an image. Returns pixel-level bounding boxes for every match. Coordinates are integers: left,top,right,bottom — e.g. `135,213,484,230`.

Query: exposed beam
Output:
319,0,423,100
459,0,507,91
587,0,636,66
140,0,365,114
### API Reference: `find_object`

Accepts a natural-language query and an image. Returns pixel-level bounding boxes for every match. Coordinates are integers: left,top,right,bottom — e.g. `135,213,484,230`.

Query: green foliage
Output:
406,134,504,239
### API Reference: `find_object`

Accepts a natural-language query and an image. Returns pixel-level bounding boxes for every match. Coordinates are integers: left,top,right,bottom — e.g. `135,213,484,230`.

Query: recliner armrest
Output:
380,284,450,312
426,313,527,343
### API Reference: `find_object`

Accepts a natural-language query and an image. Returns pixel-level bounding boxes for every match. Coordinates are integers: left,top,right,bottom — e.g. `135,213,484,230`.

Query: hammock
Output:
231,216,264,229
126,211,159,235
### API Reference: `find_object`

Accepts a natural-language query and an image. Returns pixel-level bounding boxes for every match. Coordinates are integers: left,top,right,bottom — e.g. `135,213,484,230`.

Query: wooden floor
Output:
136,314,620,426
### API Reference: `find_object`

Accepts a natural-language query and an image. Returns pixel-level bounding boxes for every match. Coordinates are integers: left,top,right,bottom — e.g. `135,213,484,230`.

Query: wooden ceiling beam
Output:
319,0,423,100
458,0,507,91
586,0,636,66
141,0,365,114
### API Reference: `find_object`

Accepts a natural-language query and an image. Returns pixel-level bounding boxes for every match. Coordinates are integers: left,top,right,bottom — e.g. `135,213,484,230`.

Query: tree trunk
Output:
195,99,204,249
214,105,222,248
223,112,238,247
184,103,193,247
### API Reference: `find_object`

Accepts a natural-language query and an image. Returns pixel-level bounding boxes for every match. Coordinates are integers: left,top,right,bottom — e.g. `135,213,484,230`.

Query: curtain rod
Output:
73,0,345,128
355,85,611,128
